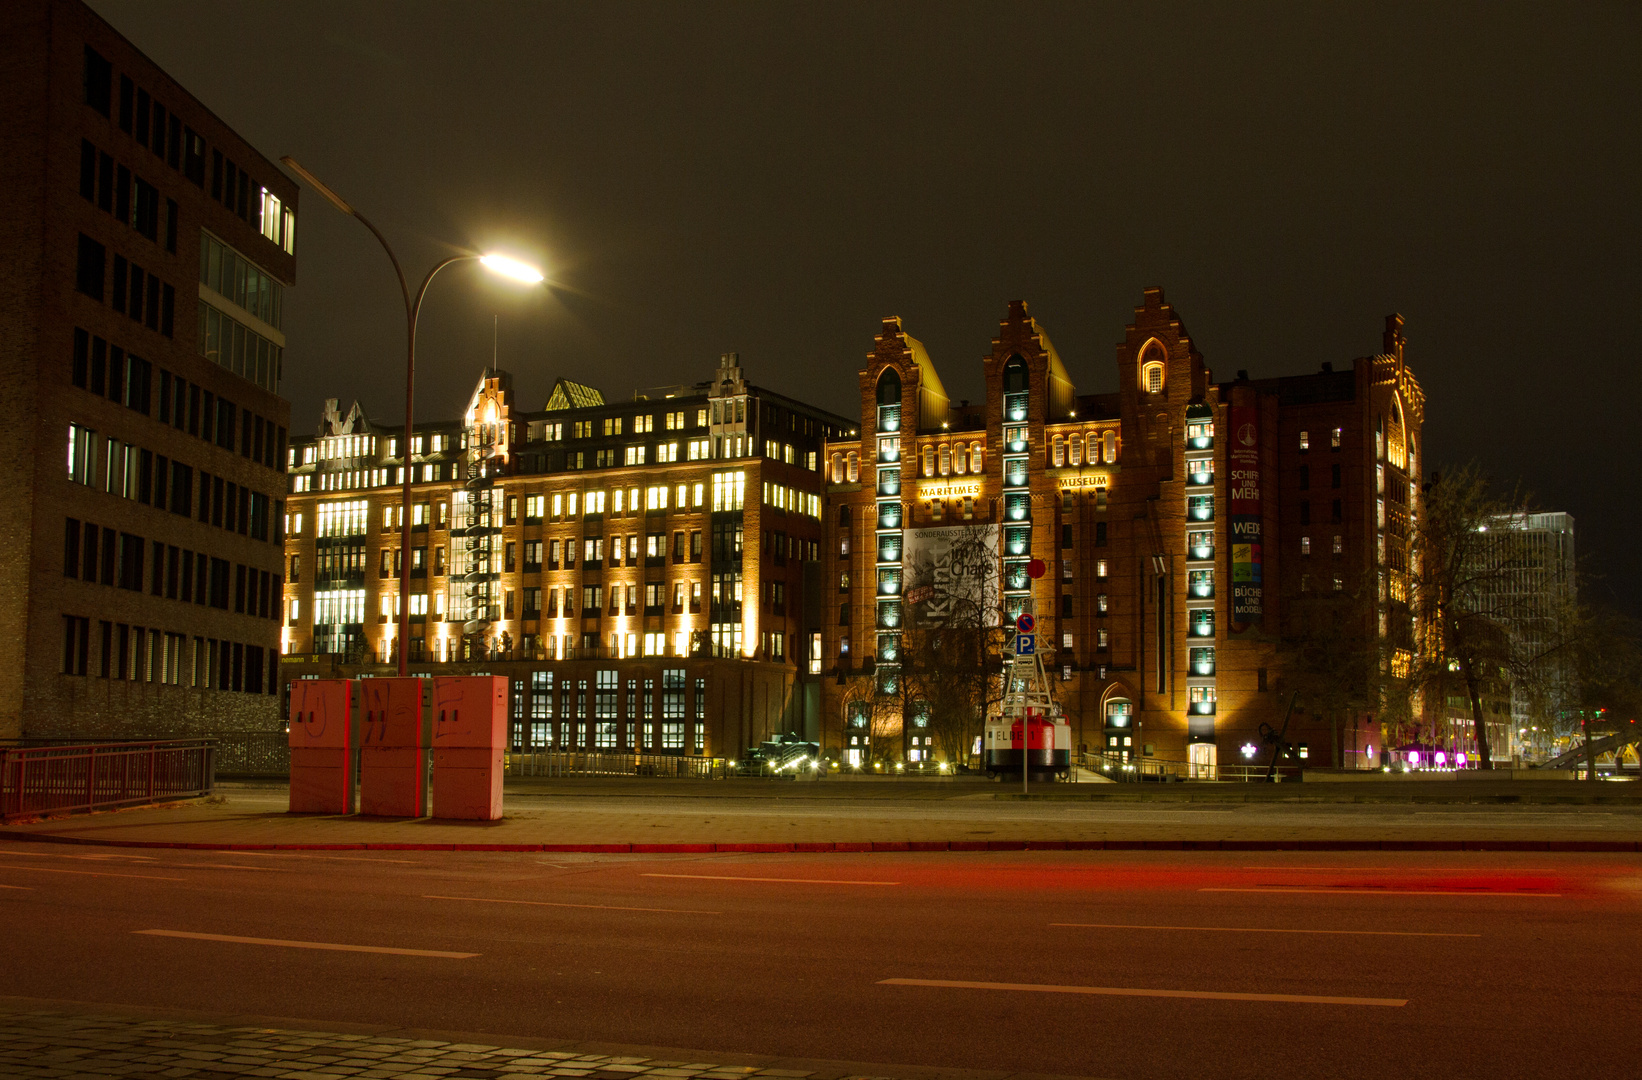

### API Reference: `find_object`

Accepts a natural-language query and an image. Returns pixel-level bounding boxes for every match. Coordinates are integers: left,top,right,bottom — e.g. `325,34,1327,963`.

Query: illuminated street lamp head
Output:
279,156,354,216
480,253,545,284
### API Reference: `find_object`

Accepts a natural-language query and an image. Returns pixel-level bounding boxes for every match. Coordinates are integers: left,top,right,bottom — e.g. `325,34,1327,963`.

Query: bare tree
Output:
901,525,1006,768
1407,465,1573,769
1277,572,1389,768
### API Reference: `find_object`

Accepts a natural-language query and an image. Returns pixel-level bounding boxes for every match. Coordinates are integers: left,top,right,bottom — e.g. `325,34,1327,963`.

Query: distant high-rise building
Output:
1479,511,1578,759
0,0,296,738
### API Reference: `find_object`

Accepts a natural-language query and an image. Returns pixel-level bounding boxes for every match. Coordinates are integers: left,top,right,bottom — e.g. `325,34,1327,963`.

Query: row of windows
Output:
199,300,282,393
62,516,281,618
68,426,271,543
1299,535,1346,556
84,46,206,186
74,234,176,339
508,720,703,754
566,435,762,470
84,46,294,260
65,423,279,545
1049,431,1119,468
1297,428,1343,452
62,616,276,696
71,329,287,472
79,138,177,253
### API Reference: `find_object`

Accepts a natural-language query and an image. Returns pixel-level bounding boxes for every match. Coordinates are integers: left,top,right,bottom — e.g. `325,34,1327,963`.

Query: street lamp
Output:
280,156,544,676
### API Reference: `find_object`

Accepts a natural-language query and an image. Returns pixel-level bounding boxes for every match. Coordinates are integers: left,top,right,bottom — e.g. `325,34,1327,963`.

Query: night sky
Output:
91,2,1639,605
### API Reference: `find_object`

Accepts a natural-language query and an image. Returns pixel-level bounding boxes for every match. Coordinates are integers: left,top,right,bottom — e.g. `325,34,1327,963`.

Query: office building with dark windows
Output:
0,0,295,738
280,354,852,760
821,291,1425,773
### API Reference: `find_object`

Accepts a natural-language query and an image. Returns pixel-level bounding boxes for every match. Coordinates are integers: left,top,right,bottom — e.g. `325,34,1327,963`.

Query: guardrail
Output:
0,740,215,821
506,750,727,779
1079,751,1300,783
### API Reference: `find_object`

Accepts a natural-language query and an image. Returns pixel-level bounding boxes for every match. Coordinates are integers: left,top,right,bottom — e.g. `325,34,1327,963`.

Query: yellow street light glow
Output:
480,253,545,284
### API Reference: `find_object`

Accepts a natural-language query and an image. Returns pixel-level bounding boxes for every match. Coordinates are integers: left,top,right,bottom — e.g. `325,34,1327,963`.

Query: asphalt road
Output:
1,842,1637,1080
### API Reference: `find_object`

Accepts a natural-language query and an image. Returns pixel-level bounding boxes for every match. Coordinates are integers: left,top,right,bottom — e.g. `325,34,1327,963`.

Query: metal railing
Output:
1079,751,1300,783
506,750,727,779
0,740,215,821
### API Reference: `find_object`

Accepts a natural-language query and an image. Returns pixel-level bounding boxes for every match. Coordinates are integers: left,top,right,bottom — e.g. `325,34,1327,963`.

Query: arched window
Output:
1084,433,1098,464
1139,340,1166,394
1052,435,1065,467
1068,434,1082,467
970,442,983,473
845,451,859,483
1103,430,1117,463
922,445,934,477
1003,355,1029,393
938,444,951,475
876,368,902,406
830,452,843,484
952,443,965,474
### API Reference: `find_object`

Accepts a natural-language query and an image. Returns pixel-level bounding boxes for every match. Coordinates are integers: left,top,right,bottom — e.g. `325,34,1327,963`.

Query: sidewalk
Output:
4,780,1641,852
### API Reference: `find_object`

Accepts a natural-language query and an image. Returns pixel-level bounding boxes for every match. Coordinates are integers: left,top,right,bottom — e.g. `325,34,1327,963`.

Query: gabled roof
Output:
544,379,605,411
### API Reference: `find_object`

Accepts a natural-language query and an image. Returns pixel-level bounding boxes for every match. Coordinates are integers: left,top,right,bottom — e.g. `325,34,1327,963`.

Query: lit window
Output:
1300,535,1311,556
1331,427,1342,449
1096,560,1109,578
1333,534,1343,555
1299,430,1309,452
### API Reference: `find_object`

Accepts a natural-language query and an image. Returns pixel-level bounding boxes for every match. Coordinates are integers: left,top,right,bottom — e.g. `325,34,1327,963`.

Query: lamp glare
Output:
480,253,545,284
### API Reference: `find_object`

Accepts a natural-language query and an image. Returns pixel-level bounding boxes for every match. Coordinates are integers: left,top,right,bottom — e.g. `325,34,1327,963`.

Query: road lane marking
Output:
236,852,420,864
1202,888,1560,897
424,894,720,914
0,849,158,862
178,863,290,872
133,930,476,958
879,977,1406,1007
1052,922,1480,938
1241,866,1568,873
0,864,184,881
643,873,900,886
0,884,32,890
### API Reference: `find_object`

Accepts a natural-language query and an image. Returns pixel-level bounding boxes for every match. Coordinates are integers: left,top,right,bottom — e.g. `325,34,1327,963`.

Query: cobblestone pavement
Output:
0,1008,947,1080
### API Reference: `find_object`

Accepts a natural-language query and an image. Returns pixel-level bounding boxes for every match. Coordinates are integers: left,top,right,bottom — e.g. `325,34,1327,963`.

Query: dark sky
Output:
92,1,1640,605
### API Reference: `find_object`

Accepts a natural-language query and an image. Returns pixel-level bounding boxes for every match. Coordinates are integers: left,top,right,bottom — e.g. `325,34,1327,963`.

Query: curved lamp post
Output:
280,157,544,676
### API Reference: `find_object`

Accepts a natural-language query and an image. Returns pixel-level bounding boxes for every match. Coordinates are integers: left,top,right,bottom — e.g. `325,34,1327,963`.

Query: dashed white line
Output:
1201,887,1560,897
880,977,1407,1007
643,873,900,886
0,864,184,881
424,894,720,914
133,929,477,958
1052,922,1481,938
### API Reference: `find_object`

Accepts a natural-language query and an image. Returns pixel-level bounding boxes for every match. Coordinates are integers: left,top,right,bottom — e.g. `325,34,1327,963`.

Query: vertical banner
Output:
1228,404,1263,623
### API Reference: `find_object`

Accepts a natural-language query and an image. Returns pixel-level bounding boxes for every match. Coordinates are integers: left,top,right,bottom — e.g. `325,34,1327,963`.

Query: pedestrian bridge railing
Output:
0,740,215,821
505,750,728,779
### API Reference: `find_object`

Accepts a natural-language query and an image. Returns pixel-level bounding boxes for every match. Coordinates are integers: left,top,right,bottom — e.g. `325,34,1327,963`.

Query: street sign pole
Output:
1022,599,1033,797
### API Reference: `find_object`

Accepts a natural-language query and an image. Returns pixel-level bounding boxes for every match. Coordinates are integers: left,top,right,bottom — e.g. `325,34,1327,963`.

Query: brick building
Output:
822,291,1424,774
0,0,295,739
281,353,852,759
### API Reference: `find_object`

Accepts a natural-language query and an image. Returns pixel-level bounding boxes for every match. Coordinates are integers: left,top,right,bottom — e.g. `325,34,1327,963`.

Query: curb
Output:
1,831,1638,853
